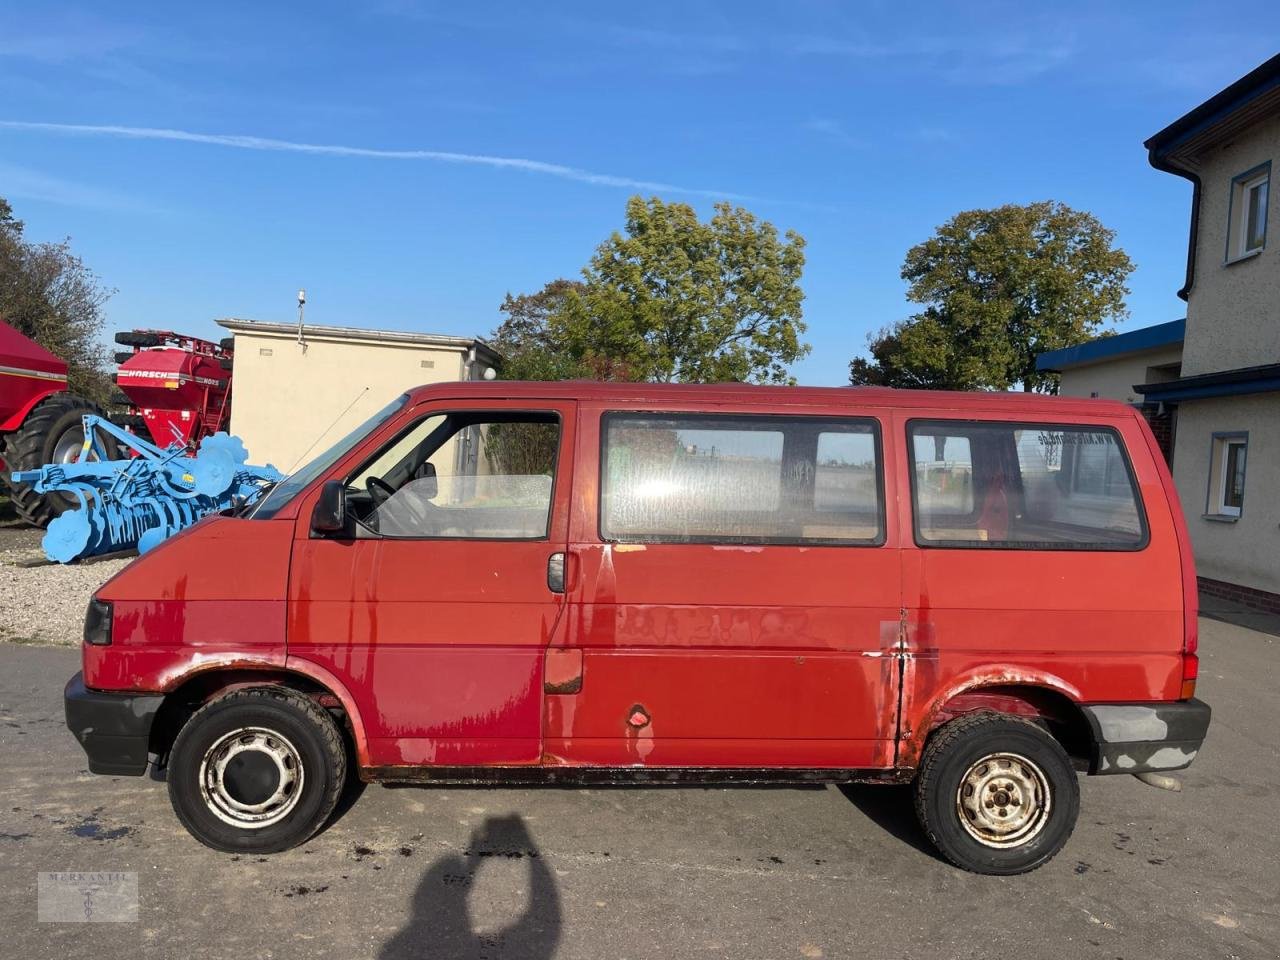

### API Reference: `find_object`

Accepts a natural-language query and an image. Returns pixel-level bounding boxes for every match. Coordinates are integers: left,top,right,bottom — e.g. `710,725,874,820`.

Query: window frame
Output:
342,407,564,542
1226,161,1270,263
905,418,1151,552
597,410,887,548
1205,431,1248,521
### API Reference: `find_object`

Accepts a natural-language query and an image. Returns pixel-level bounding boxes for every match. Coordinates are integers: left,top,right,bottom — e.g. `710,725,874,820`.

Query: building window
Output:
1227,163,1269,261
1207,433,1248,519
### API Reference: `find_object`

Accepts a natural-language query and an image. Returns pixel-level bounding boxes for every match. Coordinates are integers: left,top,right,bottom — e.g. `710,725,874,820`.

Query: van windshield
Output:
248,393,410,519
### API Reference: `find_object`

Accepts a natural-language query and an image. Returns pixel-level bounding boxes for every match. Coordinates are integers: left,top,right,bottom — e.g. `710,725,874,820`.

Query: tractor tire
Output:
114,331,162,348
4,393,118,528
113,350,135,365
219,337,235,353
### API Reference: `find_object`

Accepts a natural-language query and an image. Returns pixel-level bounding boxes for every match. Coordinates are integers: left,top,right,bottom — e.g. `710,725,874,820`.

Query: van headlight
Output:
84,598,113,646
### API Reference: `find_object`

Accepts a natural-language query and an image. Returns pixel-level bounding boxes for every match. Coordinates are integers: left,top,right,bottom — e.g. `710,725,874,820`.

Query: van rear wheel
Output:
167,688,347,853
913,712,1079,875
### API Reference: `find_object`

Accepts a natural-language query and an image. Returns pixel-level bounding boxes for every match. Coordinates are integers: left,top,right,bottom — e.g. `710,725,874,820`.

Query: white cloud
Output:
0,120,751,201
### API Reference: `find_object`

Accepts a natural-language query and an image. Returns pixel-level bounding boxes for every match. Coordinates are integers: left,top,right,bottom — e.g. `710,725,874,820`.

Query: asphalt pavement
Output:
2,617,1277,960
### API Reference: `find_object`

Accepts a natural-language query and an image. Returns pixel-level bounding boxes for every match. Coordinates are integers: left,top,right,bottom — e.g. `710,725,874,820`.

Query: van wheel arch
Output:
916,684,1093,771
149,670,353,769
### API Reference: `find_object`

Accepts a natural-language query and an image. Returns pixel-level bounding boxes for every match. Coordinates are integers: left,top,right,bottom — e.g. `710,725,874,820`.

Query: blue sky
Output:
1,2,1276,386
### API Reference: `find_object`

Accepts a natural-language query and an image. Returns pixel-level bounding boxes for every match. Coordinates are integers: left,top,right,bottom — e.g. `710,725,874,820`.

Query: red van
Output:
64,382,1209,874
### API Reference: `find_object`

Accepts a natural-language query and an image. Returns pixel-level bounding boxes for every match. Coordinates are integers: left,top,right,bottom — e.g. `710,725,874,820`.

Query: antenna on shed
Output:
296,288,307,352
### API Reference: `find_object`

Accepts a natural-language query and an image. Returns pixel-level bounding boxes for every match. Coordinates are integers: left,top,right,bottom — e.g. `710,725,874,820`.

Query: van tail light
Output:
1180,615,1199,699
1180,659,1198,700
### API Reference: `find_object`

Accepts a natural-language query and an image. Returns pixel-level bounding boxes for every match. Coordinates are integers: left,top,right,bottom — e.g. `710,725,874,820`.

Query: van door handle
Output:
547,552,566,593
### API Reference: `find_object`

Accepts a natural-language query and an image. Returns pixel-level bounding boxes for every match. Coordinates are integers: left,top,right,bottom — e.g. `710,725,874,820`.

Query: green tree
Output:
492,196,809,384
849,201,1134,393
0,197,114,402
567,196,808,383
491,279,591,381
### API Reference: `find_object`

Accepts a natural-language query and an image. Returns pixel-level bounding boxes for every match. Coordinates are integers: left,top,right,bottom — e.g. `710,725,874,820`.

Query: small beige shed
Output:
217,318,499,472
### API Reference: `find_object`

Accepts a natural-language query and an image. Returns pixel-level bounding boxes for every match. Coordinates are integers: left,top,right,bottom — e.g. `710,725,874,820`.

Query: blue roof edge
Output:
1035,319,1185,373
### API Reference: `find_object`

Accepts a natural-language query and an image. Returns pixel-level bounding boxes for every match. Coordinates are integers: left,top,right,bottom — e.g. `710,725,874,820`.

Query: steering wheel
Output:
365,475,433,535
366,476,396,506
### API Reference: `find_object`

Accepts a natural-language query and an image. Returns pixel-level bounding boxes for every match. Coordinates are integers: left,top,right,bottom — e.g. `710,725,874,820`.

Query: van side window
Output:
908,420,1147,549
601,414,884,545
345,411,560,539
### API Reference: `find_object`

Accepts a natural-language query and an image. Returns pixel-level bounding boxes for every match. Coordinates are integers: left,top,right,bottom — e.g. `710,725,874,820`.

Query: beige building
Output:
1037,320,1184,404
1036,320,1185,463
1137,54,1280,611
218,318,498,472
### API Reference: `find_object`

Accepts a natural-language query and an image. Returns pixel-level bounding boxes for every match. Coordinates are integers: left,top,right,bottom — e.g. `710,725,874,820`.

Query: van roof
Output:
408,380,1140,419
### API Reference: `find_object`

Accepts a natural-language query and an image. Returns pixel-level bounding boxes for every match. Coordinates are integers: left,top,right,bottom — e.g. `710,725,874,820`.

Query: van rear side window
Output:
601,414,884,545
908,421,1147,550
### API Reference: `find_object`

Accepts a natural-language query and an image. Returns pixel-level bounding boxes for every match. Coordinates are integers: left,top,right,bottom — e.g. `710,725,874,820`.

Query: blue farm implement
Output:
11,415,281,564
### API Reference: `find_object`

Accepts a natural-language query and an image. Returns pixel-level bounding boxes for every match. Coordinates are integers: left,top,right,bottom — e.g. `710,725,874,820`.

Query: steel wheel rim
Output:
52,429,85,465
198,726,304,829
955,751,1051,848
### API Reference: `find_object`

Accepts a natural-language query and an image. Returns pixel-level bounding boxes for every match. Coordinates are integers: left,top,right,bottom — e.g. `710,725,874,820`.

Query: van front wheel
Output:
167,688,347,853
913,712,1079,875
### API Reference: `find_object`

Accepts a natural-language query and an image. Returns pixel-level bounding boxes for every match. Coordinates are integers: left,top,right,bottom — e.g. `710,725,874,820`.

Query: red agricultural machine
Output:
0,319,235,526
112,329,234,449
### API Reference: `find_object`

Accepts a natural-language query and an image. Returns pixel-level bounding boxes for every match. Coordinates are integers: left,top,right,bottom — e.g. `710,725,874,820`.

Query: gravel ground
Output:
0,523,132,645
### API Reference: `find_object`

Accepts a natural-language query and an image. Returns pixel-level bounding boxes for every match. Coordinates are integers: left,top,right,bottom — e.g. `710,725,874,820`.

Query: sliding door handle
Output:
547,552,566,593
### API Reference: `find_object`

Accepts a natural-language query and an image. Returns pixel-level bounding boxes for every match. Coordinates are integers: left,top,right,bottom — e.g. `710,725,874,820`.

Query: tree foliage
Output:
491,196,809,384
849,201,1134,393
491,279,592,381
0,197,114,403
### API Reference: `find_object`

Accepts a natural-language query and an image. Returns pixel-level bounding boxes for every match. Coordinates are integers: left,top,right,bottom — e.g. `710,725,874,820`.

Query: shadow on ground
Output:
837,783,939,859
1198,593,1280,638
379,814,561,960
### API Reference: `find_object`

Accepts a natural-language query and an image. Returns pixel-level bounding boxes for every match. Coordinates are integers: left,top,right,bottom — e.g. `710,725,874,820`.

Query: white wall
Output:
228,330,466,471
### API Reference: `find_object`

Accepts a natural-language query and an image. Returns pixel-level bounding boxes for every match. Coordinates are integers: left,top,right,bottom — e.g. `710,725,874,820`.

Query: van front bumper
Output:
1081,698,1211,775
64,672,163,776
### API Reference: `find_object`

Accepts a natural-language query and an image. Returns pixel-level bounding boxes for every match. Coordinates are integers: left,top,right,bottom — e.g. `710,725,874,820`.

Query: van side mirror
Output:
311,480,350,537
414,461,438,499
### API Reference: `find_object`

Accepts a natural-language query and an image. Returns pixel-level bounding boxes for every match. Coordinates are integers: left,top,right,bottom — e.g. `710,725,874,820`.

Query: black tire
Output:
167,688,348,853
114,330,162,348
219,337,235,352
913,712,1079,875
4,393,117,527
113,351,135,365
218,356,233,371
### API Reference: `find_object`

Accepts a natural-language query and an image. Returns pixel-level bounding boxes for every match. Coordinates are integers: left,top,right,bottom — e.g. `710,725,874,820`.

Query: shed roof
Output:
217,317,499,364
1035,319,1185,373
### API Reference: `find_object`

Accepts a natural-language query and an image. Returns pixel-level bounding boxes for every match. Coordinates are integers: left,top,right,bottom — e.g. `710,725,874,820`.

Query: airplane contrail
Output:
0,120,751,201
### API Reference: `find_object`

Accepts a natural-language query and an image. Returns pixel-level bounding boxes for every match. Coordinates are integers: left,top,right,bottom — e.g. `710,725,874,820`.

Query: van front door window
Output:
344,412,560,540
